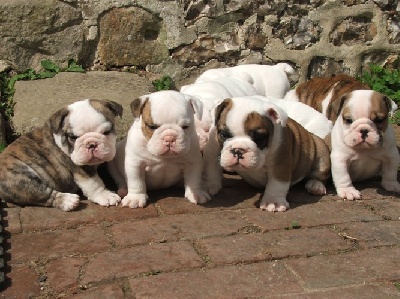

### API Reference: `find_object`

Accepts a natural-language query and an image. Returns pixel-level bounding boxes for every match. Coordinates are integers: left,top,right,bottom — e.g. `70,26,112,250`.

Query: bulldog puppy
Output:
196,63,294,99
0,99,123,211
330,90,400,199
203,96,331,212
180,74,258,150
283,74,371,122
284,74,400,199
107,90,209,208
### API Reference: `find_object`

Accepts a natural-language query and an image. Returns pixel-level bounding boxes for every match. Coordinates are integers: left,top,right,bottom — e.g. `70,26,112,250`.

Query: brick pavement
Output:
1,170,400,298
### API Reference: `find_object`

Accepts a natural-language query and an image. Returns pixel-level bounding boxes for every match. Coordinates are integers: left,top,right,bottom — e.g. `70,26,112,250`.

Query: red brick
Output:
110,211,249,246
362,198,400,221
2,207,22,234
128,261,303,298
285,247,400,289
81,241,204,284
268,283,400,298
335,220,400,248
198,227,350,265
67,284,125,299
20,200,158,232
10,226,109,263
0,265,40,298
242,201,381,231
46,257,87,292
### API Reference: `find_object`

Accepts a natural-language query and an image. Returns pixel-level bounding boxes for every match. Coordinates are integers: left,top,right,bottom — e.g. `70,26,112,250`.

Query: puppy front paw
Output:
185,189,211,204
90,190,121,207
381,180,400,193
121,193,148,208
56,193,80,211
305,179,326,195
260,196,289,212
336,187,361,200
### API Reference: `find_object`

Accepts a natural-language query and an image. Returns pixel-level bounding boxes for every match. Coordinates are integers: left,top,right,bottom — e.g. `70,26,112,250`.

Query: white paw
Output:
381,180,400,193
185,189,211,204
336,187,361,200
259,196,289,212
305,179,326,195
121,193,148,208
59,194,80,211
90,190,121,207
203,181,222,196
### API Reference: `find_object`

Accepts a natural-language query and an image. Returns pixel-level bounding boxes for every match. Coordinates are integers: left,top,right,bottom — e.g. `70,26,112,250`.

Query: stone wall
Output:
0,0,399,86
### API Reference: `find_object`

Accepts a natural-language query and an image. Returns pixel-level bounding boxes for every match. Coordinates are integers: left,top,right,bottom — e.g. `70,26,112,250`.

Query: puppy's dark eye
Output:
146,123,159,130
374,117,386,124
343,117,353,124
218,129,232,140
182,125,190,130
67,133,78,141
103,130,111,136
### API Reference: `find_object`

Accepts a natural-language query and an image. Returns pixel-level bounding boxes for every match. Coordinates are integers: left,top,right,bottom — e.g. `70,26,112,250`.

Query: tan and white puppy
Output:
107,90,209,208
330,90,400,199
203,96,331,212
180,74,258,150
284,74,400,199
0,99,123,211
196,63,294,99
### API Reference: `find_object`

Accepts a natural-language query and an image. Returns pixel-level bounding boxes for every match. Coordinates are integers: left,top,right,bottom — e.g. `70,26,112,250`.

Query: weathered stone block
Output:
308,56,351,78
0,0,84,71
274,16,321,50
387,16,400,44
97,7,169,67
330,14,377,46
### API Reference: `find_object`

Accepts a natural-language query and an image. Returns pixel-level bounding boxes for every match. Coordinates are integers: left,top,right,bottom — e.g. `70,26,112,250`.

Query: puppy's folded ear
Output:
214,98,233,126
184,94,203,120
328,94,349,122
103,100,123,117
264,103,288,127
47,107,69,133
130,96,149,119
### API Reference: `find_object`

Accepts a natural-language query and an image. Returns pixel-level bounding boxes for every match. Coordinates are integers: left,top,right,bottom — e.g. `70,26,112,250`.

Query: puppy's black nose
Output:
230,148,244,159
87,143,97,150
360,129,369,140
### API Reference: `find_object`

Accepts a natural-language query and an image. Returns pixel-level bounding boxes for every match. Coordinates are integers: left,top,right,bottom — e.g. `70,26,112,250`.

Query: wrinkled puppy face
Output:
131,90,203,156
49,99,123,165
338,90,392,149
214,98,286,172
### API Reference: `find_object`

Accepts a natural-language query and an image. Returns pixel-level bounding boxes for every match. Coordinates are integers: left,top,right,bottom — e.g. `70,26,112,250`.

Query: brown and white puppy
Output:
0,99,123,211
330,90,400,199
284,74,400,199
283,74,371,122
203,96,331,212
107,90,209,208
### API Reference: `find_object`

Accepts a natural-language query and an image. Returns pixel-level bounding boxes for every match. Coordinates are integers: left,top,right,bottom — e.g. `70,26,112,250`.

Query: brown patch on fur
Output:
244,112,274,150
90,99,123,122
215,99,234,146
295,74,370,122
369,92,391,132
273,119,331,184
131,97,146,119
140,99,155,141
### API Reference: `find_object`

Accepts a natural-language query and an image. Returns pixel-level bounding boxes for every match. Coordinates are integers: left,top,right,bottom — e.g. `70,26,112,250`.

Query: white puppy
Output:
107,90,209,208
330,90,400,199
196,63,294,99
181,74,258,150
